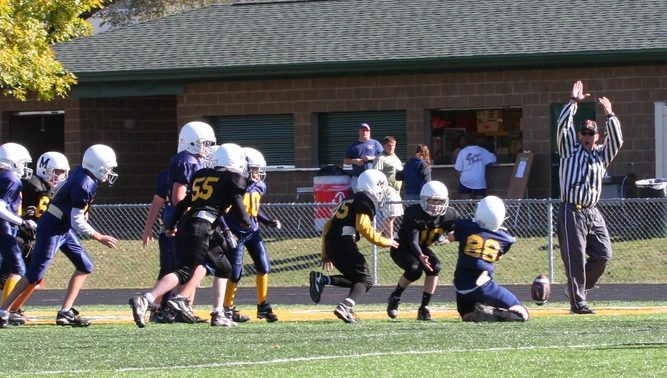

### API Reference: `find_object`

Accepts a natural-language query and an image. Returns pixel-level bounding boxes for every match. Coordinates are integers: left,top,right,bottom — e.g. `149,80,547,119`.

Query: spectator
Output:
403,144,432,201
344,123,383,192
373,136,404,238
454,138,496,199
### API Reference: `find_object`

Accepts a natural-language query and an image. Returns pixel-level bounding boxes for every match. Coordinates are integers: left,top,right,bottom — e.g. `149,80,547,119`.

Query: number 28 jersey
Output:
453,219,516,291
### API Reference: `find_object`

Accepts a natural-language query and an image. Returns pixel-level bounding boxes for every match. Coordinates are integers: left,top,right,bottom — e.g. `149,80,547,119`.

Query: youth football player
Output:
309,169,399,323
448,195,529,322
386,180,458,320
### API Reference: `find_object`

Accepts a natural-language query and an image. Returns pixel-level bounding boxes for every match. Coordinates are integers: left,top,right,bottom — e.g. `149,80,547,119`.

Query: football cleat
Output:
56,308,90,327
224,307,250,323
8,309,27,326
571,305,596,315
257,301,278,322
309,271,324,303
417,306,432,321
334,303,357,324
210,312,238,327
129,295,149,328
0,310,8,329
167,296,198,324
386,295,400,319
473,303,524,322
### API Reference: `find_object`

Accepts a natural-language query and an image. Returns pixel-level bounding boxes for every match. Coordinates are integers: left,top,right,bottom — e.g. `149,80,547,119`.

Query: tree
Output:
94,0,224,31
0,0,105,101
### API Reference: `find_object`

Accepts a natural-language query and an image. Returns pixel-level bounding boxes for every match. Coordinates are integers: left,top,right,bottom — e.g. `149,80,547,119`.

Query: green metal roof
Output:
54,0,667,86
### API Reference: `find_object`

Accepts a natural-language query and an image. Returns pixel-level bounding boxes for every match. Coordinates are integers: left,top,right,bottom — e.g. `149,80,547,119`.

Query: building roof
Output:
54,0,667,90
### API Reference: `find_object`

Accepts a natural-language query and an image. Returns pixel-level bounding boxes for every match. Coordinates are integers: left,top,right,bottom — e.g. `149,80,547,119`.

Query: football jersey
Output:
47,166,97,229
183,168,248,219
21,175,51,220
453,218,516,291
396,204,458,257
324,191,376,240
225,179,266,234
0,170,22,235
164,151,202,224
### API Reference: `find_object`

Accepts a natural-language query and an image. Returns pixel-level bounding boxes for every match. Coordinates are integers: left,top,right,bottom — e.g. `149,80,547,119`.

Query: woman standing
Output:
402,144,432,201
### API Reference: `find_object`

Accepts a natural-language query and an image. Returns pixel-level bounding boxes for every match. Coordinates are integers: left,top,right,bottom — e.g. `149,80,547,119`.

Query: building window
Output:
430,108,522,164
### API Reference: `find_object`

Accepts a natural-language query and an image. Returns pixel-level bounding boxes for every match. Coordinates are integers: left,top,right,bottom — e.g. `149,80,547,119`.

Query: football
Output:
531,274,551,305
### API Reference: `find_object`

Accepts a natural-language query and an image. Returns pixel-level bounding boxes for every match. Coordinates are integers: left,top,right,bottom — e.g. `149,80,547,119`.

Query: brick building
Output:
1,0,666,203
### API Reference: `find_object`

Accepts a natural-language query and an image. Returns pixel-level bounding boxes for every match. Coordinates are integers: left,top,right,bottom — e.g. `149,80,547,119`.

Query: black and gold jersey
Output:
21,175,50,220
321,192,392,258
396,204,459,257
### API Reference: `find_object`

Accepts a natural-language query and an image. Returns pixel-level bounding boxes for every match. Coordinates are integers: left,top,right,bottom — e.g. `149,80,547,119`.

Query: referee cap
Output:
580,120,598,134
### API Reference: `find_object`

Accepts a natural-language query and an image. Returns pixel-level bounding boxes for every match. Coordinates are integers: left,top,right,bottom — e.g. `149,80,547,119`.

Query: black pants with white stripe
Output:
557,203,612,311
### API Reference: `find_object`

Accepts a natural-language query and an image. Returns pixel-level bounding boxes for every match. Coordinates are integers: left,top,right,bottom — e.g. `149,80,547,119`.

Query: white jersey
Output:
454,145,497,189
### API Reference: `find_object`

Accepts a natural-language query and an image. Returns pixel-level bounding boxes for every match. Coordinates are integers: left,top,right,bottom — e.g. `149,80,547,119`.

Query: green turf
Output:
1,304,666,376
41,236,667,290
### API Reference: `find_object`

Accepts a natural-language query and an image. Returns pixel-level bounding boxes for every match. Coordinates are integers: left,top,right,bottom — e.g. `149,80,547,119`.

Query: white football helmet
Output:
475,195,506,231
420,181,449,216
0,142,32,179
82,144,118,185
177,121,216,158
243,147,266,182
36,151,70,186
203,145,220,168
356,169,388,206
212,143,247,175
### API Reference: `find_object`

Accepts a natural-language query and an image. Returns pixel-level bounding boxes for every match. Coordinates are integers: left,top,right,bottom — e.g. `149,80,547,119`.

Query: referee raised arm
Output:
556,80,623,315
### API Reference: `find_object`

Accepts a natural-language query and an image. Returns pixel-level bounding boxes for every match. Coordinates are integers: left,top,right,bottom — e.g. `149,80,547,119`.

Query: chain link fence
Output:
43,198,667,289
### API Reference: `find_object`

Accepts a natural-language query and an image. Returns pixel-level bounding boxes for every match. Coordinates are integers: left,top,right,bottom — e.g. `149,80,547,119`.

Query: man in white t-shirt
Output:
454,140,496,199
373,136,404,238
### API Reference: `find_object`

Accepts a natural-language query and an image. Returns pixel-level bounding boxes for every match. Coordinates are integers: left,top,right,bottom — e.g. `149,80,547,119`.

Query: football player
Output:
386,180,458,320
309,169,399,323
0,145,119,328
0,143,35,325
448,195,529,322
129,143,252,328
5,151,70,325
159,121,216,322
222,147,281,323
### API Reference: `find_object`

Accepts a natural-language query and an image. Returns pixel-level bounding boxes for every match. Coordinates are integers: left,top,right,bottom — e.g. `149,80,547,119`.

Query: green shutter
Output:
318,111,407,166
209,114,294,166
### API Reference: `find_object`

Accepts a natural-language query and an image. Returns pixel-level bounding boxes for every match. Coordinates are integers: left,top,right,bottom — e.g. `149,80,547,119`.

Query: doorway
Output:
8,111,65,162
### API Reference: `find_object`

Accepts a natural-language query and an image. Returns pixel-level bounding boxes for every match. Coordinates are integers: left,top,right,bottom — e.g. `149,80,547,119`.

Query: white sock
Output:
213,307,223,314
344,298,355,307
144,293,155,304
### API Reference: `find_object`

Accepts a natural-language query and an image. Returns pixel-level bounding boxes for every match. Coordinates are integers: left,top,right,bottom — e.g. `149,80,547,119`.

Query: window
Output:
430,108,522,164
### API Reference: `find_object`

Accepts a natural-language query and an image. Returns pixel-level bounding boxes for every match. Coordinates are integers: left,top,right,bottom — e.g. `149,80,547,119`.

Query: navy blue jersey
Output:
224,180,267,235
395,204,458,257
21,175,50,220
47,166,97,230
167,151,202,189
152,170,170,224
0,170,23,235
453,219,516,291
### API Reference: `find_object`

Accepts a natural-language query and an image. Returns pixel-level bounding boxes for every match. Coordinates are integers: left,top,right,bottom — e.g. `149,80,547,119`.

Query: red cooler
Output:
313,174,352,232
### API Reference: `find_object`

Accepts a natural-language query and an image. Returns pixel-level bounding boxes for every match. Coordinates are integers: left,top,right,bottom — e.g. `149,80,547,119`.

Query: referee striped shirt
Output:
557,102,623,207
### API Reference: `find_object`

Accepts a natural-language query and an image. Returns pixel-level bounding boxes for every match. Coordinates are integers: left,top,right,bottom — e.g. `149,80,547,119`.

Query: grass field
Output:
40,236,667,290
1,302,666,377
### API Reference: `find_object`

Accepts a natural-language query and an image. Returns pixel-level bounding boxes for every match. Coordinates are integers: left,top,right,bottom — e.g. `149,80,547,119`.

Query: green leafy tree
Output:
94,0,224,30
0,0,104,101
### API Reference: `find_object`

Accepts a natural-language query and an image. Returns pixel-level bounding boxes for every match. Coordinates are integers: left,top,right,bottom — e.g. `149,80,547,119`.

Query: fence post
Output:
547,200,555,283
372,214,378,285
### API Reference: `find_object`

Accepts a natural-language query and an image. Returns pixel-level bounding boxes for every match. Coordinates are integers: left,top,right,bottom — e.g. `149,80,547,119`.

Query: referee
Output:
556,80,623,314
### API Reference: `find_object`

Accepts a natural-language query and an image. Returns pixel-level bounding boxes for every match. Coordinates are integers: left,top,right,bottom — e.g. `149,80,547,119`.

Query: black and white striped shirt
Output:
557,102,623,207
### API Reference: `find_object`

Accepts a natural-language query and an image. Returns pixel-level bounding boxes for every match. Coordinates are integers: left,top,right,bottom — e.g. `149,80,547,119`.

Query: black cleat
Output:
571,306,596,315
257,301,278,322
56,308,91,327
309,271,324,304
417,306,432,321
386,296,400,319
224,307,251,323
